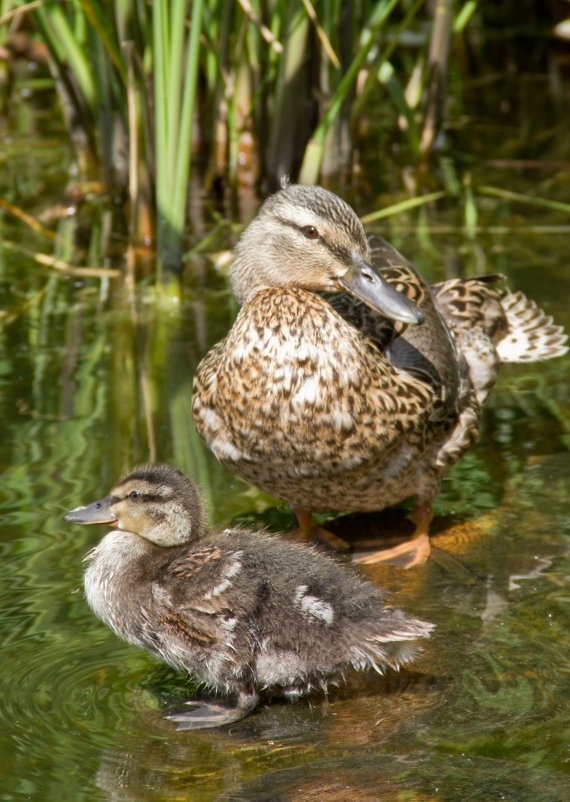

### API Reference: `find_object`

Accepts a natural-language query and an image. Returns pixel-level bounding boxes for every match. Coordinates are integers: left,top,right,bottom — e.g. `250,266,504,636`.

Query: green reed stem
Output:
171,0,203,247
360,191,447,224
35,3,97,113
78,0,128,85
299,0,400,184
477,185,570,214
154,0,204,279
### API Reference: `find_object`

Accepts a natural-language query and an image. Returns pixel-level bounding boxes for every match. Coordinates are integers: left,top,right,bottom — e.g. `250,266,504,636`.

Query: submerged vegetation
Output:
0,1,569,279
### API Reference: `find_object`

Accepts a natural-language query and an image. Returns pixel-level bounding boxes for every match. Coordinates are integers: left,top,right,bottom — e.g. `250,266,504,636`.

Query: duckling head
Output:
64,464,204,547
231,184,423,325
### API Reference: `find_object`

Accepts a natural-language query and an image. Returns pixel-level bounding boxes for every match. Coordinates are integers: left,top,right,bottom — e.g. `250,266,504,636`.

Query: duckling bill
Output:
65,464,433,730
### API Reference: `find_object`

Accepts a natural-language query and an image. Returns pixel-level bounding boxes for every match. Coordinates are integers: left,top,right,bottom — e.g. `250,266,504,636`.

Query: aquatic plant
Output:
0,0,469,276
0,1,568,282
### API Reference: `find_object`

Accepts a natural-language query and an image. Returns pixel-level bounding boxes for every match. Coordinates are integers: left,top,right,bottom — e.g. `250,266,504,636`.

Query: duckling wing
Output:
154,543,243,612
144,544,245,673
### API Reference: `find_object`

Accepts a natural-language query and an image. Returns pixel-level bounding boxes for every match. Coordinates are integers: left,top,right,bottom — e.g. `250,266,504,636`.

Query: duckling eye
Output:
127,490,141,500
301,225,319,240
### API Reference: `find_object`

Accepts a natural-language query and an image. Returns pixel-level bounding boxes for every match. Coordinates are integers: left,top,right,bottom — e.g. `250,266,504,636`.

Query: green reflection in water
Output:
1,232,568,802
1,103,570,802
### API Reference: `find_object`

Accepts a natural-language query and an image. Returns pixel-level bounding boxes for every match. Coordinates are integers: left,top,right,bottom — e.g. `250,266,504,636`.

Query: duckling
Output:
65,464,433,730
192,184,567,567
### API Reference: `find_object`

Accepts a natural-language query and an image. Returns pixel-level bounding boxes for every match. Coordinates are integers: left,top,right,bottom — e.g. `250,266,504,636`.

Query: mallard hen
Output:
65,464,433,729
192,184,568,567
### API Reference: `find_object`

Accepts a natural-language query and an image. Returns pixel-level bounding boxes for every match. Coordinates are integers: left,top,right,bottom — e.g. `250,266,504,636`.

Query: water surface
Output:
1,70,570,802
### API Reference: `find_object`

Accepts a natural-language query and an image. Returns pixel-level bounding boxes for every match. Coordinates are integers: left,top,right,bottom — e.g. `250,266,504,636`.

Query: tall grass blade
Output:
299,0,400,184
78,0,128,84
154,0,204,278
360,191,447,224
477,186,570,214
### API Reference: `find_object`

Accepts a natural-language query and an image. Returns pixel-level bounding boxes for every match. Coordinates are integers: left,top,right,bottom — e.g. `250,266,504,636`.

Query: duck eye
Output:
301,225,319,240
128,490,140,500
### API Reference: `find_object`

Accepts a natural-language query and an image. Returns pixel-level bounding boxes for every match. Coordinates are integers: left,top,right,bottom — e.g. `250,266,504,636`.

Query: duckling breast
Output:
84,531,154,648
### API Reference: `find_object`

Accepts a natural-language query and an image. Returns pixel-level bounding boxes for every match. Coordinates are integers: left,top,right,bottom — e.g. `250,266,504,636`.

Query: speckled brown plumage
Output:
192,185,568,563
195,283,444,511
431,275,567,405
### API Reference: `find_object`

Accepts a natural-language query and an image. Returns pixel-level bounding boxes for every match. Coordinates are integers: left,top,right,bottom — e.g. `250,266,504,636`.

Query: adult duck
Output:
193,185,567,567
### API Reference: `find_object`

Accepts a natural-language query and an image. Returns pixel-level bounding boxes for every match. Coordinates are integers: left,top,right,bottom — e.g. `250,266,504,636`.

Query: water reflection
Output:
1,191,569,802
92,674,444,802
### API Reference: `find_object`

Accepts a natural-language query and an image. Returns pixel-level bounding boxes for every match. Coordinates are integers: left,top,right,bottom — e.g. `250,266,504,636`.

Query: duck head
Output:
230,184,424,325
64,465,204,547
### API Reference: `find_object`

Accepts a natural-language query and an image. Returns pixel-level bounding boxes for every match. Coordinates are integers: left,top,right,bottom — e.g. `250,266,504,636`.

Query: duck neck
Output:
230,255,270,305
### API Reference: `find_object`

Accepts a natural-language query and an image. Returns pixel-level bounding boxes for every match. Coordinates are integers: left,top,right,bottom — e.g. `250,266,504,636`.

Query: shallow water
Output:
1,73,570,802
1,216,569,801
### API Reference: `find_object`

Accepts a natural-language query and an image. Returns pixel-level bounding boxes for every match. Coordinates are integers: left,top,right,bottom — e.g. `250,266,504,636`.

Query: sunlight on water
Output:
1,84,570,802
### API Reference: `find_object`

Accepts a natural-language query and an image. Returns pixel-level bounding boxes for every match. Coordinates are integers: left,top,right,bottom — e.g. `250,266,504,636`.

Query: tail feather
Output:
496,290,568,363
350,613,434,672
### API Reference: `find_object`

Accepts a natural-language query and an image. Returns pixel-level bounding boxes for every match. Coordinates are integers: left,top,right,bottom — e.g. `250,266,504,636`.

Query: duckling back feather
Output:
147,528,433,692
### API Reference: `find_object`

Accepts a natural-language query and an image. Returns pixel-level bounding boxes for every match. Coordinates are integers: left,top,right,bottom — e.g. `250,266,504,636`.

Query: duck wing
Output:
329,235,463,425
494,289,568,363
431,275,568,405
143,542,245,670
154,541,243,611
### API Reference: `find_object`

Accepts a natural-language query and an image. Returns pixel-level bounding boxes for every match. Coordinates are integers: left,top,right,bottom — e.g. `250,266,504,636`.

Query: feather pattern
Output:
431,276,568,406
193,187,567,526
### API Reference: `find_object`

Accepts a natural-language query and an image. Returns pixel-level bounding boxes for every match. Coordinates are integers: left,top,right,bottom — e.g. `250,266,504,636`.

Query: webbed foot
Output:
352,531,431,568
352,504,432,569
166,690,259,730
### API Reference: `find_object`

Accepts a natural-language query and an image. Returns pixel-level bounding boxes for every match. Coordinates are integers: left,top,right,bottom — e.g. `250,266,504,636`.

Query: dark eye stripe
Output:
274,216,352,265
116,490,165,503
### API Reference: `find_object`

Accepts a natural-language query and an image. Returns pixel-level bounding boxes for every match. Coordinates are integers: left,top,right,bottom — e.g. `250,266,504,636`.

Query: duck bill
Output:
64,495,117,526
339,255,424,324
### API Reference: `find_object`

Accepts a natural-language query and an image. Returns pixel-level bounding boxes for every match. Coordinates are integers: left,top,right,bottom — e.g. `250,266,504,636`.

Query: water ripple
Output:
1,633,150,752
